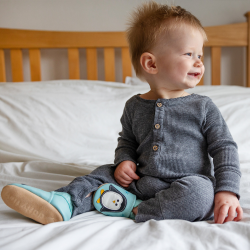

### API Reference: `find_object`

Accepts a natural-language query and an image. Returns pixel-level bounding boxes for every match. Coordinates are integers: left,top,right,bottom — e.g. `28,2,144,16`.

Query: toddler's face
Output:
151,24,205,90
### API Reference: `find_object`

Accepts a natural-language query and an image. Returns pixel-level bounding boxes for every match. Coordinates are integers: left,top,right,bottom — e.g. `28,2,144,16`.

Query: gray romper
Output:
57,93,241,223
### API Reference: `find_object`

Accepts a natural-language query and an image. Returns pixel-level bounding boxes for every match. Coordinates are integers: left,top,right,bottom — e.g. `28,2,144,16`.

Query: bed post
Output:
0,50,6,82
245,11,250,87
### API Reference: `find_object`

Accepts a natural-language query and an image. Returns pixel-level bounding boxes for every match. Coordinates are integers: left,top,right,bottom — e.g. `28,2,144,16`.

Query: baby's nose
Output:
194,60,203,67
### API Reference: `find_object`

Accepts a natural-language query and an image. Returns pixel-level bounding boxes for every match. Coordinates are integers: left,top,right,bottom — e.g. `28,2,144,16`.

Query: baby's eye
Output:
185,53,192,56
198,55,202,59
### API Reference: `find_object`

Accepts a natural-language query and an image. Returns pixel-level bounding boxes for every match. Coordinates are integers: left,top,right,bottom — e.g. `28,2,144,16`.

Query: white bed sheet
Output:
0,80,250,250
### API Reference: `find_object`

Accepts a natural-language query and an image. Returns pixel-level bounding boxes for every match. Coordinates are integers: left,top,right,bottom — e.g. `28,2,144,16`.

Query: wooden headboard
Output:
0,11,250,87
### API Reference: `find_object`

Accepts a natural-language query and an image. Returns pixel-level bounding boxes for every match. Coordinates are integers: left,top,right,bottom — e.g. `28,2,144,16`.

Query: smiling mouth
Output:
188,73,200,77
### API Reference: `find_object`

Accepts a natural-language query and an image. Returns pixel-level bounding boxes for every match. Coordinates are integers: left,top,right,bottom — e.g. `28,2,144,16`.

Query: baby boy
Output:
1,2,242,224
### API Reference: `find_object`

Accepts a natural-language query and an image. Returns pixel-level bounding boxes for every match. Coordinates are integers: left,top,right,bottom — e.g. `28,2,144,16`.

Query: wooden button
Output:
157,103,162,107
155,124,160,129
153,145,158,151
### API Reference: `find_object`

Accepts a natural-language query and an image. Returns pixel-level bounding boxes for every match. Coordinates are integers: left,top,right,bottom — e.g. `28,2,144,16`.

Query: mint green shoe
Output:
1,183,73,224
93,183,142,219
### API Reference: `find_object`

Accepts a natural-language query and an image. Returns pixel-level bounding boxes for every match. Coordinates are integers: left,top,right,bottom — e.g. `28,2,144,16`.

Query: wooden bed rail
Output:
0,31,131,83
202,15,250,87
0,11,250,86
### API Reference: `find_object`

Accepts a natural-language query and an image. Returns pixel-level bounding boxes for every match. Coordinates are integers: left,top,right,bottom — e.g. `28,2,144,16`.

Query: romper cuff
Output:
112,157,137,168
214,170,241,199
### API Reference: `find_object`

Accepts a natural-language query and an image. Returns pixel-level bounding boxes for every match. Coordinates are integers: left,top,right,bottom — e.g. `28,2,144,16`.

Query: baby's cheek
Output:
202,65,205,74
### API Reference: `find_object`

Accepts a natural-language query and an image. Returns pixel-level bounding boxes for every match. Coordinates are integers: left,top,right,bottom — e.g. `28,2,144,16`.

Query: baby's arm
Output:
114,98,139,183
214,191,243,224
114,160,140,187
203,98,242,223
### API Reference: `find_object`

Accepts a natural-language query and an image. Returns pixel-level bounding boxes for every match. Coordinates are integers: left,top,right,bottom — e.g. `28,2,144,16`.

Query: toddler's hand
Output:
214,191,243,224
114,160,140,187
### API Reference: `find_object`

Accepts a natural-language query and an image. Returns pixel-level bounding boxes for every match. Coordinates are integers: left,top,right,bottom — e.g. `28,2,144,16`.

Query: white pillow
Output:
0,80,150,165
0,81,249,165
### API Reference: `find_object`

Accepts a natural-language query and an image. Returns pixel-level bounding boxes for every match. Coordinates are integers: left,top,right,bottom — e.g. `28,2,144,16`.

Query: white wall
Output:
1,0,250,85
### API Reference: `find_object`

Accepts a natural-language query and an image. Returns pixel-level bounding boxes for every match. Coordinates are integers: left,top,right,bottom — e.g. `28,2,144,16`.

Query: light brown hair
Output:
126,1,207,78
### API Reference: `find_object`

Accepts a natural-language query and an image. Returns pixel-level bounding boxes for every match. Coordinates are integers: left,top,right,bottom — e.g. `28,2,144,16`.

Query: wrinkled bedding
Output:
0,80,249,250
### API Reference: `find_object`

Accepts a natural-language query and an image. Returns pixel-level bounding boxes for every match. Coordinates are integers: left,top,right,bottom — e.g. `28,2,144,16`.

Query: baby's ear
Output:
140,52,158,75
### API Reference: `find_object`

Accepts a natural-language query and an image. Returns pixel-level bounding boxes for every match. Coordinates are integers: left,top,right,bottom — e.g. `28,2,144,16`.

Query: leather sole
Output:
1,185,63,225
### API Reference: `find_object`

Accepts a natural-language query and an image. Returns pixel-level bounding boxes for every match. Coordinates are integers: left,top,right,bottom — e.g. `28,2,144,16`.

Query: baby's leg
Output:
56,164,118,217
1,164,118,224
92,176,169,220
134,176,214,222
127,175,171,200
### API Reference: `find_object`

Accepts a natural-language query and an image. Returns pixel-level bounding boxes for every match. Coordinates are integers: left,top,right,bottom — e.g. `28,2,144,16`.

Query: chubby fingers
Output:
114,161,140,188
114,171,133,187
224,206,236,223
233,206,243,222
214,204,229,224
116,175,132,187
215,205,243,224
126,167,140,181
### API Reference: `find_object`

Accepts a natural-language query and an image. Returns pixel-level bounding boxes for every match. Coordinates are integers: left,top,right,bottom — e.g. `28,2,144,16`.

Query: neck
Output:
146,89,188,100
142,76,190,100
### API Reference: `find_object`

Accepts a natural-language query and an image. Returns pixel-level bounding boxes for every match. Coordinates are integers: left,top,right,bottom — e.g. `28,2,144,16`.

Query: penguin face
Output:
101,191,123,210
96,184,127,213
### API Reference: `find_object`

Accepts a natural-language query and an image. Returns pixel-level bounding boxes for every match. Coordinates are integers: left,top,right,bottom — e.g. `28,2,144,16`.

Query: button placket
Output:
153,101,164,153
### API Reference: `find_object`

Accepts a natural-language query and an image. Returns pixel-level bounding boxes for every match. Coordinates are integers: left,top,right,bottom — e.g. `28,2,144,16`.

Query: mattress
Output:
0,80,249,250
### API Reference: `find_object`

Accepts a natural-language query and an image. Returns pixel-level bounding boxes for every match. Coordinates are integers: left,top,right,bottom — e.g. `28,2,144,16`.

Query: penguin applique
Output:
93,183,142,218
96,185,127,213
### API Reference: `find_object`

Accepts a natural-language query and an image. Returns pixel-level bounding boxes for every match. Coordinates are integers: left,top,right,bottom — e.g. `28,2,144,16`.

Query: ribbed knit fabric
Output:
114,93,241,198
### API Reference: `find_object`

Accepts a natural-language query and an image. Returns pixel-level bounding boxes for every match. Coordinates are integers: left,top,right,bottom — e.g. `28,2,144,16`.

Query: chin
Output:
183,82,198,89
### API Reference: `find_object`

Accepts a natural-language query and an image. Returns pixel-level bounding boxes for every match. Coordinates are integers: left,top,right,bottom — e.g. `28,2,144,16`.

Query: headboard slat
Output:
104,48,115,82
0,29,128,48
68,48,80,79
10,49,23,82
204,22,247,47
29,49,41,81
211,47,221,85
0,49,6,82
86,48,98,80
121,47,132,83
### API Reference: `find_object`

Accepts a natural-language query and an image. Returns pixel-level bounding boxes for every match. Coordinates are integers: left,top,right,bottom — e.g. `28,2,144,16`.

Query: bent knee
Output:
182,176,214,200
135,176,170,199
159,176,214,221
186,176,214,220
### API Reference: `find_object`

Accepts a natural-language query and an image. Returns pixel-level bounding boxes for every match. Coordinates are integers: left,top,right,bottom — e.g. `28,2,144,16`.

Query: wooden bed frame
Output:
0,11,250,87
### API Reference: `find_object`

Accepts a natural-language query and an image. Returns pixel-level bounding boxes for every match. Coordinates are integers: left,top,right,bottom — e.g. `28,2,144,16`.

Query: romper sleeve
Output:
202,98,241,198
113,98,139,167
